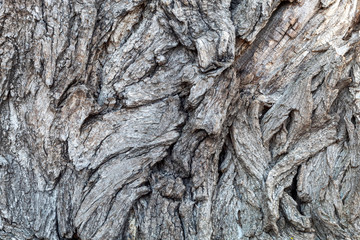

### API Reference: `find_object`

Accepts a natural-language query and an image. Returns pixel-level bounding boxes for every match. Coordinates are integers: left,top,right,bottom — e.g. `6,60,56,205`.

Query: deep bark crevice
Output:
288,166,303,215
1,0,360,239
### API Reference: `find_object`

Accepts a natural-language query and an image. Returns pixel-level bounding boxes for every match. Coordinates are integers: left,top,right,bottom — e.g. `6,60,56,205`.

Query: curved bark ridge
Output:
0,0,360,239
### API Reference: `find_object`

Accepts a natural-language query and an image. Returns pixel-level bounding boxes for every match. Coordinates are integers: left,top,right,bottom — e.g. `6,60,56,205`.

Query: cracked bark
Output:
1,0,360,239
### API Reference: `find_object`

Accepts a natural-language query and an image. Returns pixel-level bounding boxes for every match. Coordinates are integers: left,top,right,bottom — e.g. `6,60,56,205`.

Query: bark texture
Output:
1,0,360,239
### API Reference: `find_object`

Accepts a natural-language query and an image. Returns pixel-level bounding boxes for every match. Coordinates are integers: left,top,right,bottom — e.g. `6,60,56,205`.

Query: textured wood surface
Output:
1,0,360,239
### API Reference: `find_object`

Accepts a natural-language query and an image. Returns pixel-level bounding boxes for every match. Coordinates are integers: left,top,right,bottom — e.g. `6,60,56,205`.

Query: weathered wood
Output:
1,0,360,239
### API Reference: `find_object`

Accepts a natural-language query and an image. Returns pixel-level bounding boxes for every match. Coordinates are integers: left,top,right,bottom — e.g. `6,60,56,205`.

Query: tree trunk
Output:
1,0,360,239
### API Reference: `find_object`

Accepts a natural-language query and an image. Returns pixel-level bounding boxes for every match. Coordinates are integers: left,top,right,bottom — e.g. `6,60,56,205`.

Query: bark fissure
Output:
1,0,360,239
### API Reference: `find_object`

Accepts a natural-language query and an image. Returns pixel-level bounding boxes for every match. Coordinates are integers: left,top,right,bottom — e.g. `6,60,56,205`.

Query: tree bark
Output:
1,0,360,239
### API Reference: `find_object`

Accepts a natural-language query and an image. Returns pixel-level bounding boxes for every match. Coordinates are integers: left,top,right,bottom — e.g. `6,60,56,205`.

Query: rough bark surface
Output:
1,0,360,239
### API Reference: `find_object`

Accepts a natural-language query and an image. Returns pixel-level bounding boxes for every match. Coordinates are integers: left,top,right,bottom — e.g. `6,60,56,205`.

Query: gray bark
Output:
1,0,360,239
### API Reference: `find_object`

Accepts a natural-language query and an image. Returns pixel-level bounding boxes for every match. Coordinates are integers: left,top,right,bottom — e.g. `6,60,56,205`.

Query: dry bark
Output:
1,0,360,239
